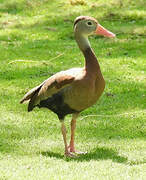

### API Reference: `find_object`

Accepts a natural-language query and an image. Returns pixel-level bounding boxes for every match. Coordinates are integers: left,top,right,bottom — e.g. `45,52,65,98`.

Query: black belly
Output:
38,92,79,120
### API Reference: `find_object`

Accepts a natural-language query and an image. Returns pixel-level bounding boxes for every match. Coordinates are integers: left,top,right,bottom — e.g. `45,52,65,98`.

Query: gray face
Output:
74,19,98,36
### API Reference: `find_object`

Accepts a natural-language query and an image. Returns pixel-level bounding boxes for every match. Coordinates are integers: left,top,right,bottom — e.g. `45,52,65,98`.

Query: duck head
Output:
74,16,115,38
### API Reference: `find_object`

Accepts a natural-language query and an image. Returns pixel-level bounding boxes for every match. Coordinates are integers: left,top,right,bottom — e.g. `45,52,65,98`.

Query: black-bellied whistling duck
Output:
20,16,115,157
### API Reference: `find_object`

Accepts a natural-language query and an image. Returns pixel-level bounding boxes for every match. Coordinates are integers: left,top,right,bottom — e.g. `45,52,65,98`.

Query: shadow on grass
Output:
41,146,127,163
41,151,64,159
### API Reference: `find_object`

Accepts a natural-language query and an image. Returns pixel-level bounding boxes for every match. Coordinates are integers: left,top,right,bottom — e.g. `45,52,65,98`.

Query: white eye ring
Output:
87,21,93,26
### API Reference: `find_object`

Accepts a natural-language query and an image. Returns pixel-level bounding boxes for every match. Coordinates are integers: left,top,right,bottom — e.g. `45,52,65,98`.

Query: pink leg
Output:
61,122,74,157
68,113,87,155
69,114,77,152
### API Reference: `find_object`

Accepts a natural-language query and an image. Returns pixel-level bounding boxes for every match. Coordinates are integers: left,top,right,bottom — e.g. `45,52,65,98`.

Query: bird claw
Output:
74,151,87,155
67,146,87,155
64,151,77,158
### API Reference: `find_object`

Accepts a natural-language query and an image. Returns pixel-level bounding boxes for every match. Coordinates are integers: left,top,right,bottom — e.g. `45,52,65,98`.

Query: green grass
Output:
0,0,146,179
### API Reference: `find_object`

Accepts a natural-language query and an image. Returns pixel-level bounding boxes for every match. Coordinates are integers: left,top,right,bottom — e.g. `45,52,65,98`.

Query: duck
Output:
20,16,115,157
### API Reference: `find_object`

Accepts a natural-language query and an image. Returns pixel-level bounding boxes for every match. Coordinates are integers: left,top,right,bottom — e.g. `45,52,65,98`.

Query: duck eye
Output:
87,21,92,26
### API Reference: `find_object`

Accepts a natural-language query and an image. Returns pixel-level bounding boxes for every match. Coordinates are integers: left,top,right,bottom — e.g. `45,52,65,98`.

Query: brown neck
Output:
82,47,101,72
75,33,101,73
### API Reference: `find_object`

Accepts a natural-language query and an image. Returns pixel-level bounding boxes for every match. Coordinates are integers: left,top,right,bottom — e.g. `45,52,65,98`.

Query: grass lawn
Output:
0,0,146,179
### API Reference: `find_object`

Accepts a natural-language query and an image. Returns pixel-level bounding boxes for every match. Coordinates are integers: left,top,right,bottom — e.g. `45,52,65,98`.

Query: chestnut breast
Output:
64,71,105,111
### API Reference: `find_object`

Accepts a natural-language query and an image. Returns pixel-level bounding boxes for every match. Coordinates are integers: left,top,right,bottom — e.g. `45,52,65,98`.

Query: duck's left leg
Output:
61,120,75,157
68,113,87,155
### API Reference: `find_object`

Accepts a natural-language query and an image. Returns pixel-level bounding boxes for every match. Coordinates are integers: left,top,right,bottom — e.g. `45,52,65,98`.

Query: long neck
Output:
75,33,101,72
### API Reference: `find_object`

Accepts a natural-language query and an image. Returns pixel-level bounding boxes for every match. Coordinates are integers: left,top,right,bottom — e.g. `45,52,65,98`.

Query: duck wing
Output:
20,70,75,112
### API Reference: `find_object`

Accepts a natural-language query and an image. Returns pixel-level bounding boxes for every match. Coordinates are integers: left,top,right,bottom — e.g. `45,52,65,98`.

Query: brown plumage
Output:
20,16,115,157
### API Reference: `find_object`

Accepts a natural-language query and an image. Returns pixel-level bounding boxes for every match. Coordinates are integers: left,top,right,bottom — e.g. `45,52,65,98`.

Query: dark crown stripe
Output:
74,16,97,27
74,16,87,27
